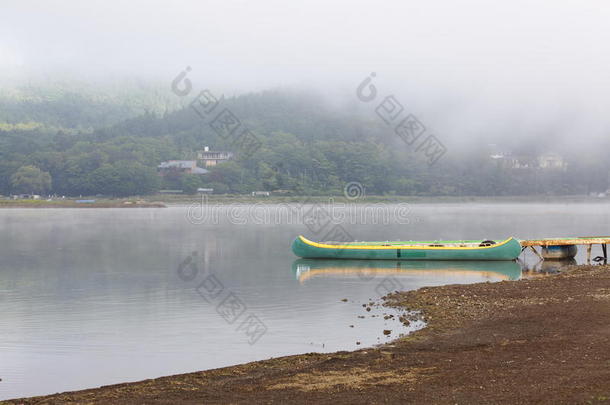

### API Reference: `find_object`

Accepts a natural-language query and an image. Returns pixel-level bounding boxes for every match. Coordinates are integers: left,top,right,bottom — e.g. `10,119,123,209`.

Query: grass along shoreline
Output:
2,194,610,208
0,199,166,208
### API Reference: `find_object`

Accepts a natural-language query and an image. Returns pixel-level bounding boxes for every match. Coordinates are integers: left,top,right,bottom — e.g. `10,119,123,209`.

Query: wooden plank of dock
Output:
520,237,610,247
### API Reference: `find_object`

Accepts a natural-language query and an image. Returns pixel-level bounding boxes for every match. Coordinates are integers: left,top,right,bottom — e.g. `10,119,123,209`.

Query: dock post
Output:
529,246,544,261
587,245,592,263
603,244,608,262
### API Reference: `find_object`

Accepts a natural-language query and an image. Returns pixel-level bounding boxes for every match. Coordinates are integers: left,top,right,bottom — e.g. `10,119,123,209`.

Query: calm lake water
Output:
1,202,610,400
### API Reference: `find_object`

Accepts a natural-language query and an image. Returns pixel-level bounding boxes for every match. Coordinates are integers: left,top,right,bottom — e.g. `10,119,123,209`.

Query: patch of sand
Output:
266,367,436,392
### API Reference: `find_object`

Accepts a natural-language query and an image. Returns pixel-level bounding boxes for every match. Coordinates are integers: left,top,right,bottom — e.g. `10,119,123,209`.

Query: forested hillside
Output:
0,86,608,197
0,81,176,132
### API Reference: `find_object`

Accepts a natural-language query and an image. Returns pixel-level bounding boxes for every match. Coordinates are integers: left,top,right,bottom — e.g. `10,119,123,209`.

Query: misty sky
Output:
2,0,610,148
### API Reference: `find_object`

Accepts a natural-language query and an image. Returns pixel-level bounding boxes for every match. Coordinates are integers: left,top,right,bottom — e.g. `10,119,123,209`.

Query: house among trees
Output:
197,146,233,167
490,152,567,170
537,152,568,170
490,153,532,169
157,160,208,176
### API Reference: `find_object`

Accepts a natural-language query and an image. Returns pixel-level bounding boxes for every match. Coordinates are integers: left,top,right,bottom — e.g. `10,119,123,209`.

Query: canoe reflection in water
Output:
292,259,522,284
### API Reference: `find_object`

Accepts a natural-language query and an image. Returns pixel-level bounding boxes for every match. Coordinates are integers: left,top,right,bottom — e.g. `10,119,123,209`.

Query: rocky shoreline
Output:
4,264,610,404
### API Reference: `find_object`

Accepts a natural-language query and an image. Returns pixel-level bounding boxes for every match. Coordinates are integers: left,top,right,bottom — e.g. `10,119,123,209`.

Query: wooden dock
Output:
520,237,610,262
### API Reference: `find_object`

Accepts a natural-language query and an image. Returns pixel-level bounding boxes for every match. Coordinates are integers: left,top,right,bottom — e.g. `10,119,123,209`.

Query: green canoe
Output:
291,235,522,261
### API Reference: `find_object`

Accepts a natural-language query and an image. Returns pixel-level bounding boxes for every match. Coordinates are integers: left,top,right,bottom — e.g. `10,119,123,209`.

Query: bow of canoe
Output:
291,235,522,261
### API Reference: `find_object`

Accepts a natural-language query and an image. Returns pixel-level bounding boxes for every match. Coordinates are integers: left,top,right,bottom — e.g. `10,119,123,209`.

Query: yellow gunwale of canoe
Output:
297,235,517,251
